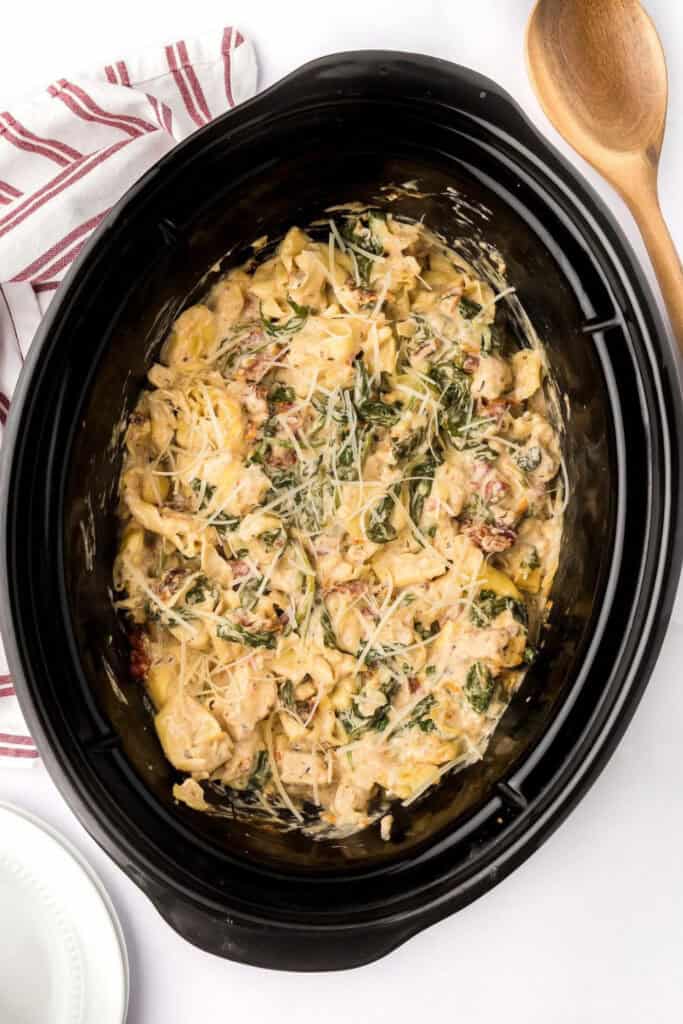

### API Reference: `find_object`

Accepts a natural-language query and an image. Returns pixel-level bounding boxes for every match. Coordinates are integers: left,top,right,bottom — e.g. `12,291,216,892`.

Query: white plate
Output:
0,802,129,1024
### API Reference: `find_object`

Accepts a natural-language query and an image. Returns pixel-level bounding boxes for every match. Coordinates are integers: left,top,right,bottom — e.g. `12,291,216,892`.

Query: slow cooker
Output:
1,52,681,970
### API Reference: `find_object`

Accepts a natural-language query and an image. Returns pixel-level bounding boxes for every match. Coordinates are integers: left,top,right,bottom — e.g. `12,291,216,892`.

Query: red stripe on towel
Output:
0,140,130,240
33,238,90,282
177,40,211,122
0,732,34,746
0,180,22,198
0,154,91,228
165,45,204,127
0,119,71,167
147,94,163,130
49,84,141,137
221,27,235,108
12,211,107,281
146,95,173,137
0,746,39,759
1,112,83,161
116,61,131,87
60,79,157,131
50,80,157,136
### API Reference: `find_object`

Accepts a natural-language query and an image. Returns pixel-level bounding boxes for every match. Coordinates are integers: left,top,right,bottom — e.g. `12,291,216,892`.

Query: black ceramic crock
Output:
1,52,681,971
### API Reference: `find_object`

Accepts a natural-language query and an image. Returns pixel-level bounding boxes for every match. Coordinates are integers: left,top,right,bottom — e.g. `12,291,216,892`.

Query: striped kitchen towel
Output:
0,27,258,762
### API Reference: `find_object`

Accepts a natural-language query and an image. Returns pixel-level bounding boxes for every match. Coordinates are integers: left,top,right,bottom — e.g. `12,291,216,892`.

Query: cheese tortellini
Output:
114,212,563,838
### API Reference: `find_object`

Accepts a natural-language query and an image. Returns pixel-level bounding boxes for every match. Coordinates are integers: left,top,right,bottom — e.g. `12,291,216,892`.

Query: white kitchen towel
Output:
0,27,258,760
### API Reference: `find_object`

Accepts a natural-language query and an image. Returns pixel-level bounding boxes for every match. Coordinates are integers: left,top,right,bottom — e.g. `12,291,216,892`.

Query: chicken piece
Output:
328,782,373,831
220,733,264,784
279,751,328,787
451,609,526,669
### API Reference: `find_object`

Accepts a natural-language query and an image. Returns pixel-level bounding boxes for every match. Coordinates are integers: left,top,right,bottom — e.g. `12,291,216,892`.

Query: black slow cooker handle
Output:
140,873,417,971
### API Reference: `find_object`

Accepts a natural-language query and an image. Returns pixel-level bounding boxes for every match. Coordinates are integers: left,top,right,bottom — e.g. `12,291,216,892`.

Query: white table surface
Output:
1,2,682,1021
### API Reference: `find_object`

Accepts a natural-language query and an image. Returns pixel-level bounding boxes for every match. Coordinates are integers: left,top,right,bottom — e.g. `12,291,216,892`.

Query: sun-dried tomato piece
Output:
464,522,517,553
128,628,150,681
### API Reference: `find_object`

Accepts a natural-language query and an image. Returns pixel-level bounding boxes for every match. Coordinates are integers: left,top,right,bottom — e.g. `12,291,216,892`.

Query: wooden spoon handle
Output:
624,186,683,355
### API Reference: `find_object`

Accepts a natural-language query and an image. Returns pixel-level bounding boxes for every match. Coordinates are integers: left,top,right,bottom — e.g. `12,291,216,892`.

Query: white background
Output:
1,1,682,1021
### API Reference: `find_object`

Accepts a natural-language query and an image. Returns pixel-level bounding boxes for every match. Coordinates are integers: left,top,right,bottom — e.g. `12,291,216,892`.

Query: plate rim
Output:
0,799,129,1024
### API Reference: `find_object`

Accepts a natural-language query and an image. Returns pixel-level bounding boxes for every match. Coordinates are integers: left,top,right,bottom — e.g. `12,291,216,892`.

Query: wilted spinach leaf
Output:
464,661,494,713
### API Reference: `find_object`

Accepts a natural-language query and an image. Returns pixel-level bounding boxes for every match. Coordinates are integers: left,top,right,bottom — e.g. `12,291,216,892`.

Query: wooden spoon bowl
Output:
526,0,683,351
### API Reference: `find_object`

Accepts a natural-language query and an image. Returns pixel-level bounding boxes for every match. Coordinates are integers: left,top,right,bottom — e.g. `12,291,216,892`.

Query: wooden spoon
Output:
526,0,683,351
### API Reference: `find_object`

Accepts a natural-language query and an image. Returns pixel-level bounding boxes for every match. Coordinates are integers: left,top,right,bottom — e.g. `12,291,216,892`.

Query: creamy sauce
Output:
113,213,563,838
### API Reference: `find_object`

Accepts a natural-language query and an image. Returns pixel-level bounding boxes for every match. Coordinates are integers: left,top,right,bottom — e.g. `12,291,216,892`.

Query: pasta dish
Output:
114,211,563,838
